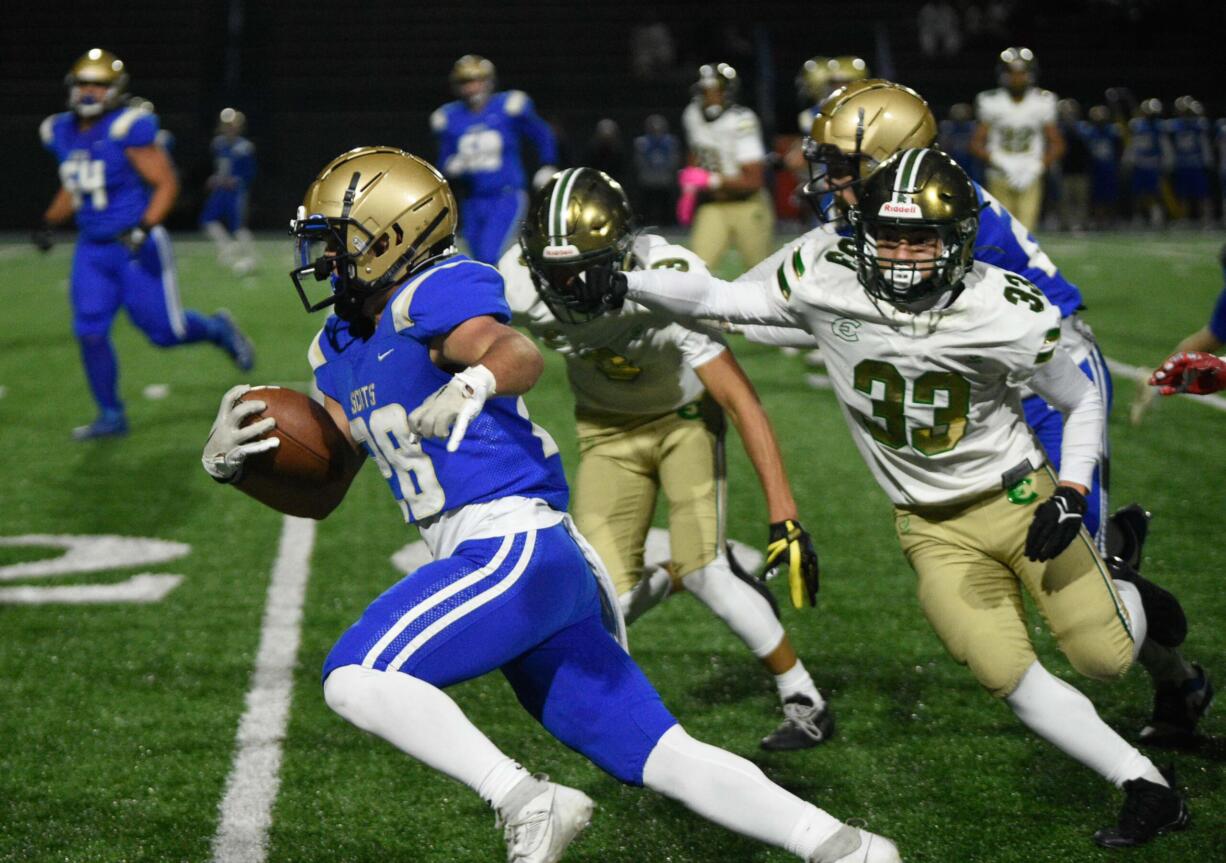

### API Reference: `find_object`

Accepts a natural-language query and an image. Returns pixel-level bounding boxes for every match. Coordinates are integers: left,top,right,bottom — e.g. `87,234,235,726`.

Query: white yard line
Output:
1106,357,1226,413
210,516,317,863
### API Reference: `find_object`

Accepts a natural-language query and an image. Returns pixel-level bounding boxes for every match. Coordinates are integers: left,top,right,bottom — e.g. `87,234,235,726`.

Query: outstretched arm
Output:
624,268,798,328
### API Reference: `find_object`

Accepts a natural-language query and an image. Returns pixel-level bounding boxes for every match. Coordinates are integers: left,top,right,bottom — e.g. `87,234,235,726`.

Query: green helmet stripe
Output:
549,168,583,245
893,148,927,202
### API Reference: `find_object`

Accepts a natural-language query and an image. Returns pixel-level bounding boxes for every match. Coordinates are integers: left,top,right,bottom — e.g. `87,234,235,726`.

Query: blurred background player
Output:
1166,96,1213,227
1053,98,1089,233
206,145,902,863
1080,104,1122,229
680,62,774,273
201,107,258,275
504,168,830,751
1123,98,1172,228
36,49,253,440
795,55,869,136
767,80,1115,546
633,114,681,227
431,54,558,265
938,102,981,185
971,47,1065,232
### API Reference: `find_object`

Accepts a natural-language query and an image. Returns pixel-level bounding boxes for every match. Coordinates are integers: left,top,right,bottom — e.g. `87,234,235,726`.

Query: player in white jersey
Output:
679,63,774,272
574,149,1209,849
504,167,829,750
970,47,1064,231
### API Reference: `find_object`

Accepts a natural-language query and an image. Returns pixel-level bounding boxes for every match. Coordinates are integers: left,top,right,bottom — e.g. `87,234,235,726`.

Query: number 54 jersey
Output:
761,233,1061,507
308,255,569,524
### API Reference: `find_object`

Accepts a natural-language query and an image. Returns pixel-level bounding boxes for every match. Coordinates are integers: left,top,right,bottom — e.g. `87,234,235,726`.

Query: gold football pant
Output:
987,172,1044,232
689,191,775,273
572,399,725,597
895,468,1135,699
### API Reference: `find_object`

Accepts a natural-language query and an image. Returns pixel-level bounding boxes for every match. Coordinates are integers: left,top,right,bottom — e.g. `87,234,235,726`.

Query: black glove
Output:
764,519,820,609
1024,486,1087,562
118,224,149,254
575,261,629,314
31,225,54,253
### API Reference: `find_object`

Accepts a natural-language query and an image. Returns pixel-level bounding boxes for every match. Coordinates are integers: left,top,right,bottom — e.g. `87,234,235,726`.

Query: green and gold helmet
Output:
997,46,1037,92
796,56,832,104
290,147,457,333
803,79,938,222
65,48,129,117
849,148,979,312
693,62,739,120
520,167,636,323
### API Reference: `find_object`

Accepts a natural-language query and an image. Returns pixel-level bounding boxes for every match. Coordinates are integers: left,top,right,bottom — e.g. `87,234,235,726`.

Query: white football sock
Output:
203,221,234,259
775,660,824,708
682,554,785,658
324,664,523,805
642,725,842,858
619,565,673,625
1005,661,1165,788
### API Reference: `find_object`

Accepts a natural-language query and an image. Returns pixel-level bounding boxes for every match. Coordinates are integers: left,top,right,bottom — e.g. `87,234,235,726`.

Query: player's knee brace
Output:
681,555,783,658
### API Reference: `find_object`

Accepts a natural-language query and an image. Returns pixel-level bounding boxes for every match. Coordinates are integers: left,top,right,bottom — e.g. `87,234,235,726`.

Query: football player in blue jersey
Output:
37,49,255,440
201,147,900,863
1124,99,1172,228
780,80,1116,548
431,55,558,265
201,107,258,275
1165,97,1213,227
1079,105,1122,229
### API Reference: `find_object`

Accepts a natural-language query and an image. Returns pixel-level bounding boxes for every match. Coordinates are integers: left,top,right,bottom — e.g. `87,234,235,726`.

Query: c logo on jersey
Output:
1007,478,1039,505
832,318,861,341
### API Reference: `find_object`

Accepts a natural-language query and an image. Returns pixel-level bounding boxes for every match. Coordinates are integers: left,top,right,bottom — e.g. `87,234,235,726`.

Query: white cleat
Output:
809,825,902,863
500,779,594,863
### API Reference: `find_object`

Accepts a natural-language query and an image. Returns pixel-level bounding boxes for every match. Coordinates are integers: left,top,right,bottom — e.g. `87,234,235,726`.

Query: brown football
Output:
235,386,353,518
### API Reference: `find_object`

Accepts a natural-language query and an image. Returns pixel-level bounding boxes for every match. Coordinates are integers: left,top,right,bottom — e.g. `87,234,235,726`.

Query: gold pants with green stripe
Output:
572,398,725,597
894,468,1134,698
690,191,775,272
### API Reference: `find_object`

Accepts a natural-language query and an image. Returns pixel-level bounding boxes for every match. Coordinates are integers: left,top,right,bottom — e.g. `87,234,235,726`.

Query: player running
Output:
202,147,900,863
502,167,829,750
575,149,1211,848
201,107,258,275
37,49,254,440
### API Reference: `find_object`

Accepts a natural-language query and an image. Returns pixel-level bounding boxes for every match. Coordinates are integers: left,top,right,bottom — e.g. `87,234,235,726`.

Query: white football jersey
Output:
499,234,726,417
975,87,1057,173
682,102,767,176
646,231,1063,506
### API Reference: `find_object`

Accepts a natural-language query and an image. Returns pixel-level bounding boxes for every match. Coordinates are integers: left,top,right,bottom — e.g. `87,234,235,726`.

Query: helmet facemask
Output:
851,212,976,313
800,137,874,225
522,238,634,324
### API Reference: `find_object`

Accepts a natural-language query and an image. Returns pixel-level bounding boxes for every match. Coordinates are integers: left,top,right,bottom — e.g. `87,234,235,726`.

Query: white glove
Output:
532,165,559,191
201,384,280,482
1007,162,1041,191
407,364,496,453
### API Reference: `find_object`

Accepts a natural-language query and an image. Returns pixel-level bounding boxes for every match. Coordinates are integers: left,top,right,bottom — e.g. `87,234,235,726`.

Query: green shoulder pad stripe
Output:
776,265,792,300
792,247,806,278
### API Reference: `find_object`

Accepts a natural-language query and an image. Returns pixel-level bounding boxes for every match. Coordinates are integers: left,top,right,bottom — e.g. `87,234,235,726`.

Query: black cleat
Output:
1093,767,1189,848
1107,558,1187,648
1105,504,1151,572
1141,663,1214,747
761,694,835,751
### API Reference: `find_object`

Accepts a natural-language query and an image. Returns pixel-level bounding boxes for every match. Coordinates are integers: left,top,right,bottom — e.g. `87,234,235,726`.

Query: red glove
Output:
1149,351,1226,395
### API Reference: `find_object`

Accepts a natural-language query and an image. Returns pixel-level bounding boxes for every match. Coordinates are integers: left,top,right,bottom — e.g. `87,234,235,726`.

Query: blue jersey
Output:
40,106,160,241
1210,283,1226,344
1078,122,1121,168
939,119,980,181
431,90,558,198
210,135,257,188
309,255,569,523
1127,117,1169,172
1164,117,1211,171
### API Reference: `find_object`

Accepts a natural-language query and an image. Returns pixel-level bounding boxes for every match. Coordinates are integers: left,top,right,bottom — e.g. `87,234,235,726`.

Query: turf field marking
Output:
211,516,316,863
1106,357,1226,413
0,573,182,603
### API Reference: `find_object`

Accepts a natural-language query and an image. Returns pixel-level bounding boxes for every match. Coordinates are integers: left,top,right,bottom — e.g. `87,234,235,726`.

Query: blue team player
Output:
201,107,258,275
1124,99,1172,227
1079,105,1122,228
201,147,900,863
36,49,254,440
430,55,558,265
758,80,1116,544
1165,97,1213,226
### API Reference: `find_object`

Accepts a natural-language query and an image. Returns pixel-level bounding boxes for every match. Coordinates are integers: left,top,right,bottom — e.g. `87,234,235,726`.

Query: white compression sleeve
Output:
738,323,821,349
324,665,524,806
681,554,784,658
1027,349,1104,489
1005,661,1161,788
642,725,843,858
625,268,798,328
1111,578,1148,662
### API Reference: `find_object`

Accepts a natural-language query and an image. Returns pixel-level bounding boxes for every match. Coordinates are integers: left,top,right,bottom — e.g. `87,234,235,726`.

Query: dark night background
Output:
4,0,1221,231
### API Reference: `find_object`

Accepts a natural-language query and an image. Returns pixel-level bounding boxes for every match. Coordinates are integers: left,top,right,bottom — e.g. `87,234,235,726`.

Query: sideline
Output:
210,516,316,863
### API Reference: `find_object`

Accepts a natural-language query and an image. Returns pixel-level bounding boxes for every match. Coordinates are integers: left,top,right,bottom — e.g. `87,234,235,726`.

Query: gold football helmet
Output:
217,107,247,136
290,147,457,331
796,56,832,104
520,167,636,322
450,54,496,104
65,48,129,117
693,62,739,119
849,148,979,312
803,79,938,222
997,46,1037,92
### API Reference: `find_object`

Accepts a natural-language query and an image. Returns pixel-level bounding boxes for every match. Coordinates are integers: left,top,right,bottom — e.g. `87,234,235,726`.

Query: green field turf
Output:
0,231,1222,862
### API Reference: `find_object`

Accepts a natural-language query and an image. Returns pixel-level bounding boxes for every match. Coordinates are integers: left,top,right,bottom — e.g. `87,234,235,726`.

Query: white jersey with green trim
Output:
975,86,1057,175
632,229,1064,506
499,234,726,418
